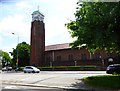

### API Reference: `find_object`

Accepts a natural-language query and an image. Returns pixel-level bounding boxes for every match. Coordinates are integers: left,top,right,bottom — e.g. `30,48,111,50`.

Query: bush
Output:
38,65,97,71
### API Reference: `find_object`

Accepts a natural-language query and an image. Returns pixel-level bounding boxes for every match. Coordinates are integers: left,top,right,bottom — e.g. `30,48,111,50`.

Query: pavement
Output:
2,81,116,91
1,71,119,91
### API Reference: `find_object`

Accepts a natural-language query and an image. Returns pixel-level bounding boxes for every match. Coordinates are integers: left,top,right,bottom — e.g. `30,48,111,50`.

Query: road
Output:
1,71,107,90
2,84,63,91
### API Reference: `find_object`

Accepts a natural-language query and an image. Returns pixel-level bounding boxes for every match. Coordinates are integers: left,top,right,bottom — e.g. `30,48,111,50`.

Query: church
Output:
30,10,118,67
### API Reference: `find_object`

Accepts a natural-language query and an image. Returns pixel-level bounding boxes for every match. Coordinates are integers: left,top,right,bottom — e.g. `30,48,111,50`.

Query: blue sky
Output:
0,0,78,53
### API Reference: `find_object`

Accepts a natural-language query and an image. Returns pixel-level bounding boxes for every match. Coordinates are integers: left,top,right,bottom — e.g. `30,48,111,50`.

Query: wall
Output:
45,48,119,67
30,20,45,66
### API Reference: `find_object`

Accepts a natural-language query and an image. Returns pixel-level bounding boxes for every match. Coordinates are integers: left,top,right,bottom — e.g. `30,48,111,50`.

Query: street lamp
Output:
99,55,104,66
74,61,77,66
0,56,2,69
12,33,19,70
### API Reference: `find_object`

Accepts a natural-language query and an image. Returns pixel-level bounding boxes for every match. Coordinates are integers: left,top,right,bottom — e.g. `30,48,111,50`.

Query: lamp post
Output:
74,61,77,66
12,33,19,70
108,58,113,65
99,55,104,67
0,56,2,69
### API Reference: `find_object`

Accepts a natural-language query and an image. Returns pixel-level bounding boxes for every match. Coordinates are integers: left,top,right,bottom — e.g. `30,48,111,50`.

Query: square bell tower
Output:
30,10,45,66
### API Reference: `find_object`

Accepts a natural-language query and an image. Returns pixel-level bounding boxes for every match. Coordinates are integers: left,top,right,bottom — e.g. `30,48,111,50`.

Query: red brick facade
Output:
30,20,45,66
45,46,118,67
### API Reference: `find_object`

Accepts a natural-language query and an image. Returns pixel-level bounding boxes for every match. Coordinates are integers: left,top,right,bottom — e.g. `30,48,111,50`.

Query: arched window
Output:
57,56,61,61
46,57,51,62
95,53,100,59
81,54,87,60
68,55,73,61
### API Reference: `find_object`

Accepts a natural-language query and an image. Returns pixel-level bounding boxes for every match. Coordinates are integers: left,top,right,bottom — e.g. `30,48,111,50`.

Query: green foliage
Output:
0,50,12,67
10,42,30,67
83,75,120,89
66,2,120,54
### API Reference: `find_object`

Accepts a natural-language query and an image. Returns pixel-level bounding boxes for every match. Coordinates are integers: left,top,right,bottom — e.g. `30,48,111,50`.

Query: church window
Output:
68,55,73,61
81,54,87,60
57,56,61,61
46,57,51,62
95,53,100,59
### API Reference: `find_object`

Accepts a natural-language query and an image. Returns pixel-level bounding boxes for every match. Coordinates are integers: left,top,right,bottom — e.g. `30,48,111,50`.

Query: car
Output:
2,66,12,71
106,64,120,74
7,66,12,71
2,67,7,71
23,66,40,73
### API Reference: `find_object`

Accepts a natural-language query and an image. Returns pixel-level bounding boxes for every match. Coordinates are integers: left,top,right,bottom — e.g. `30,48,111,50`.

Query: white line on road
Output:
20,77,31,81
4,85,18,89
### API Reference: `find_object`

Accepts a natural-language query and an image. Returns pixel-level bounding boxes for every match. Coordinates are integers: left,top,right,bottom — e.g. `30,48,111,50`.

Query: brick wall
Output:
30,20,45,66
45,48,119,67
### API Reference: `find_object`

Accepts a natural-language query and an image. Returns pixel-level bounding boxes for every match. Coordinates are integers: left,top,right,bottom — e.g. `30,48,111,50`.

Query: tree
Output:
66,2,120,54
10,42,30,67
0,50,2,69
0,50,12,67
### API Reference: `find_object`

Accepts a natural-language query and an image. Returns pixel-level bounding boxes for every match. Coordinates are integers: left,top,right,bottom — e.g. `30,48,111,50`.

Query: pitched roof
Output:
32,10,44,16
45,43,70,51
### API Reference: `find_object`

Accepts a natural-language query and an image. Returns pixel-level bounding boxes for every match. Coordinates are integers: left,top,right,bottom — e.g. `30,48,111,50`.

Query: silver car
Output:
2,66,12,71
23,66,40,73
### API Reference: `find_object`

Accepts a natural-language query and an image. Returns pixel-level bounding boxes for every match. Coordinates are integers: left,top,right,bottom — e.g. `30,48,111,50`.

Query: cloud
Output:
55,0,77,11
16,1,32,10
0,36,3,47
44,0,78,45
1,44,16,53
0,13,31,54
0,0,78,53
0,14,30,38
45,16,73,45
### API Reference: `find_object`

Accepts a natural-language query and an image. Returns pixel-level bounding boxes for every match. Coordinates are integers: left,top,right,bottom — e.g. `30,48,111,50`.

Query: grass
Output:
82,75,120,90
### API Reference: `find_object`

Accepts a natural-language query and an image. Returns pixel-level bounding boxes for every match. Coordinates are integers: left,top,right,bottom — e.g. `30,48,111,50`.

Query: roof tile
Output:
45,43,70,51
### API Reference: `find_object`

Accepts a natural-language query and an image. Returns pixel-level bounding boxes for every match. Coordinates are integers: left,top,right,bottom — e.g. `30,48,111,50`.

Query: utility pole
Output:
12,33,19,70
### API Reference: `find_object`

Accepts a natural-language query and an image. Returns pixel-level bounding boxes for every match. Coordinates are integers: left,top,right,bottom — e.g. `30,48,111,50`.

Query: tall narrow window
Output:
46,57,51,61
81,54,87,60
57,56,61,61
68,55,73,61
95,53,100,59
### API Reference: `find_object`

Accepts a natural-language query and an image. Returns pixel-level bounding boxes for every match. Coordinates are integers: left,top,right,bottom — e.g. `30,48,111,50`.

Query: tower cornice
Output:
32,10,44,22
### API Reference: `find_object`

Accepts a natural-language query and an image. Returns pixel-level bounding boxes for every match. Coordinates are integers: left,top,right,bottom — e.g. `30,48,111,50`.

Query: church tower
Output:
30,10,45,66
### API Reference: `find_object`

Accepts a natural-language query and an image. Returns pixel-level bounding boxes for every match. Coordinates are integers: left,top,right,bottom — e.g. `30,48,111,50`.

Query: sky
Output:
0,0,78,53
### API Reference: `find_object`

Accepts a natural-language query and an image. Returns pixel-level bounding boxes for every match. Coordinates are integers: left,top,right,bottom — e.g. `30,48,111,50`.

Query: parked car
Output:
106,64,120,74
23,66,40,73
2,67,7,71
2,66,12,71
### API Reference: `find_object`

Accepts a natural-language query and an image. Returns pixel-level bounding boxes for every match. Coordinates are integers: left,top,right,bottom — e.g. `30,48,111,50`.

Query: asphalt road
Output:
1,71,107,91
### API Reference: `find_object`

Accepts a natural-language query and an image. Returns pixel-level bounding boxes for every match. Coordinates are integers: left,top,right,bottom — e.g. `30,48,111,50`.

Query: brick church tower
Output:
30,10,45,66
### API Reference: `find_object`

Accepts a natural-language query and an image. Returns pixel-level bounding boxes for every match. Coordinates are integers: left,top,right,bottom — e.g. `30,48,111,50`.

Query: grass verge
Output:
82,75,120,90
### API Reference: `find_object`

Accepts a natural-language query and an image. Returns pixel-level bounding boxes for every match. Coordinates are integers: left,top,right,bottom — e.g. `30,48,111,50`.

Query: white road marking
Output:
20,77,31,81
4,85,18,89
